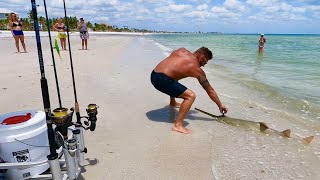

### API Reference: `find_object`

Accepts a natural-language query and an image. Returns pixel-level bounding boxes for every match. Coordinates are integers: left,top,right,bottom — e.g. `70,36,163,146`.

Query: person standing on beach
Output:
9,13,27,53
258,34,266,53
53,18,67,50
78,18,89,50
151,47,228,134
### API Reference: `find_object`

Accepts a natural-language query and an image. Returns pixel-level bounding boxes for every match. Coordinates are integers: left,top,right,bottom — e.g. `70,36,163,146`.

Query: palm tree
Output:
38,16,46,30
64,16,79,31
27,10,34,24
87,21,93,30
0,18,9,30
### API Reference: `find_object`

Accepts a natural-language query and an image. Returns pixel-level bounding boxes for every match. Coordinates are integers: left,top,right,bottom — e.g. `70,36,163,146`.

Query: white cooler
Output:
0,110,50,179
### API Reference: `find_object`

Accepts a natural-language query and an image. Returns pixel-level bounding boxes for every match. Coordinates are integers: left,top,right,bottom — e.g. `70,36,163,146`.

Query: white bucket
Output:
0,110,50,179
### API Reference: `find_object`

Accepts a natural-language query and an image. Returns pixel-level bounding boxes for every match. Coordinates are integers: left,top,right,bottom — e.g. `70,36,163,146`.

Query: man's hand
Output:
219,104,228,114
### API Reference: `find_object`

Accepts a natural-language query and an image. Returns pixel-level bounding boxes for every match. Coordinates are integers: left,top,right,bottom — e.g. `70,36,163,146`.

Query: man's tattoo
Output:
199,76,209,88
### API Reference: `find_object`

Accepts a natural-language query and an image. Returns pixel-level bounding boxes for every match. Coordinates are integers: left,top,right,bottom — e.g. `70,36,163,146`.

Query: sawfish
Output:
195,108,313,144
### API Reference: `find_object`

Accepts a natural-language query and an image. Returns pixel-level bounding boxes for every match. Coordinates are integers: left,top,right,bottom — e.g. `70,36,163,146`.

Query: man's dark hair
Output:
197,47,212,60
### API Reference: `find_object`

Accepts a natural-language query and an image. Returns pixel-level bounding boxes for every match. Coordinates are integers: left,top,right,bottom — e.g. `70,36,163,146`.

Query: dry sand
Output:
1,33,320,180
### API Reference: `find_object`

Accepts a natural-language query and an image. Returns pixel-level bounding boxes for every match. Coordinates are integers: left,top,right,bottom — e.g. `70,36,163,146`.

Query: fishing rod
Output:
61,0,81,126
36,0,98,168
43,0,62,108
62,0,98,131
30,0,62,179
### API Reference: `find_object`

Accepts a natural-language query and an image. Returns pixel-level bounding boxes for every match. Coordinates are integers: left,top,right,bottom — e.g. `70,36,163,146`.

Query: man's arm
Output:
197,69,228,113
197,69,223,108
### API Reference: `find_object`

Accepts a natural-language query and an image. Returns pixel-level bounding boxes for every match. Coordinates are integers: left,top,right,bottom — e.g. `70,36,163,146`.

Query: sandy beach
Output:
1,32,320,179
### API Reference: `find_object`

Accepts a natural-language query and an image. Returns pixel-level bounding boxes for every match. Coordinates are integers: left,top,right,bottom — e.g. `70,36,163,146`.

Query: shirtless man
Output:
258,34,266,53
151,47,228,134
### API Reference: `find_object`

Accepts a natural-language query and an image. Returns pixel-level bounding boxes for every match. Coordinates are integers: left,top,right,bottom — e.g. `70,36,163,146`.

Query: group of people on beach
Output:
8,12,90,53
52,17,89,50
151,36,266,134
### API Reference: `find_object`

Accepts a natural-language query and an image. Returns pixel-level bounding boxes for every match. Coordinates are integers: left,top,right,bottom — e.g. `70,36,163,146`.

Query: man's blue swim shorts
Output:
151,70,187,98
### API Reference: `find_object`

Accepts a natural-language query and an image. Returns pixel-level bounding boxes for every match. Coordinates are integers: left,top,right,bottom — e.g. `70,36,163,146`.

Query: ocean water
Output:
147,33,320,122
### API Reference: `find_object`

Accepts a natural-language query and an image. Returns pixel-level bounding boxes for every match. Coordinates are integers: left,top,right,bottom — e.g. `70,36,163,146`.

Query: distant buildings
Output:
0,8,17,20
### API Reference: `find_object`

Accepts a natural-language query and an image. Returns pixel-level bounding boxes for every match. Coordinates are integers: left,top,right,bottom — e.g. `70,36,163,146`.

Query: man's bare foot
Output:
170,101,181,108
172,125,192,134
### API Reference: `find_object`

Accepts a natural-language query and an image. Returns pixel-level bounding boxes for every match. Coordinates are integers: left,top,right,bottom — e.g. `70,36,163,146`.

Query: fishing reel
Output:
82,104,99,131
51,107,74,138
51,107,74,125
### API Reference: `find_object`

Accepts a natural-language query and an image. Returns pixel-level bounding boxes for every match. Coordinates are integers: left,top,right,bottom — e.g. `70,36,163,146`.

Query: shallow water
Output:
148,34,320,122
143,34,320,179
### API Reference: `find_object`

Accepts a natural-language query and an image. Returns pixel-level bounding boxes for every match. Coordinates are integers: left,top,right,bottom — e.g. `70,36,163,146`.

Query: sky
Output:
0,0,319,34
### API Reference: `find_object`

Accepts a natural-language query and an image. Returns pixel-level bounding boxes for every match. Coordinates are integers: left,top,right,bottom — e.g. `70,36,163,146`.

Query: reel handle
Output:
90,121,96,131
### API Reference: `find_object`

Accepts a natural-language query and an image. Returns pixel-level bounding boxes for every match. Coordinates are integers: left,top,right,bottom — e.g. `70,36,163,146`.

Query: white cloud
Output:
188,0,211,3
135,0,174,6
154,6,169,13
211,6,240,20
246,0,279,7
154,3,192,13
224,0,246,12
95,16,110,22
186,11,210,19
9,0,25,3
307,5,320,11
196,4,208,10
279,2,306,13
49,0,118,9
246,0,308,23
168,4,193,12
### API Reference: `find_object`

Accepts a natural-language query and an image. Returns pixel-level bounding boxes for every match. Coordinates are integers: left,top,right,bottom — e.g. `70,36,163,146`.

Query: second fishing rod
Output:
40,0,99,163
43,0,98,133
61,0,98,132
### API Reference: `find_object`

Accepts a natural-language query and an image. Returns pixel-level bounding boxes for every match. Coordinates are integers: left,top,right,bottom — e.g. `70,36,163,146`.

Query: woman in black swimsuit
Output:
9,13,27,53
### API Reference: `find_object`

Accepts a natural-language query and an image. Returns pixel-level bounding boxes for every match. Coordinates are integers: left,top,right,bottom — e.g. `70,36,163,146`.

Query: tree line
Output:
0,10,161,33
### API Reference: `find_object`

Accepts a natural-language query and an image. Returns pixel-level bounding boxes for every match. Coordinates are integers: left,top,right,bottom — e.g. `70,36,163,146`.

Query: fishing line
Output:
14,138,49,148
43,0,62,108
62,0,82,125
